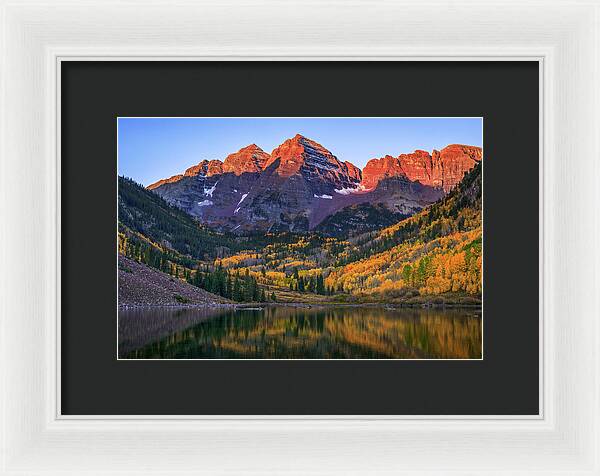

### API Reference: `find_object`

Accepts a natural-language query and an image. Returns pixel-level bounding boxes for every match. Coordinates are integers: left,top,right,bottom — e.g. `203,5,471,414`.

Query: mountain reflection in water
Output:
119,305,482,359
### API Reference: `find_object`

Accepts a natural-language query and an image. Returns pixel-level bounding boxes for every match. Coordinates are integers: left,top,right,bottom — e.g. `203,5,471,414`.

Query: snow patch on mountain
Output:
334,186,359,195
236,193,248,206
334,184,370,195
313,194,333,199
234,193,249,214
198,200,213,207
204,181,219,197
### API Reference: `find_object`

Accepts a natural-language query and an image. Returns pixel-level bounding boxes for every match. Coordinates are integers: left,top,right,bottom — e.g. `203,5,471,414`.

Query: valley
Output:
118,134,482,306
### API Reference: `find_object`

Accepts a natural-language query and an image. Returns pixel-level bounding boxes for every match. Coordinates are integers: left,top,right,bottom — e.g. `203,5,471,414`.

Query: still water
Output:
119,306,482,359
119,305,482,359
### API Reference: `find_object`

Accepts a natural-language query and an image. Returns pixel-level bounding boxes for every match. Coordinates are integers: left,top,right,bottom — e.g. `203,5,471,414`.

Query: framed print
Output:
1,1,599,475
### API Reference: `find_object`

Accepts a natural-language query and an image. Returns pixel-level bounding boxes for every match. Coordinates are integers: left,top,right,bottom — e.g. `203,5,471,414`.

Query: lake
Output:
119,305,482,359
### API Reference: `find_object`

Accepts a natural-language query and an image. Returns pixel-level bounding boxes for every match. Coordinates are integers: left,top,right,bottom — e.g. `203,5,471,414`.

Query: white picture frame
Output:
1,0,598,474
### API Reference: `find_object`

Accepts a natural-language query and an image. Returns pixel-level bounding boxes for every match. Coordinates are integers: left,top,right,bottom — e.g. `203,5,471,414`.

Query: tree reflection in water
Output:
120,306,482,359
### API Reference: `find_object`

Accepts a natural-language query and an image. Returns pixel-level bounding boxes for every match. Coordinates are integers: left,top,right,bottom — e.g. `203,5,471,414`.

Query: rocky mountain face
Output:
147,159,223,190
234,134,369,232
147,135,481,235
361,144,482,192
222,144,270,174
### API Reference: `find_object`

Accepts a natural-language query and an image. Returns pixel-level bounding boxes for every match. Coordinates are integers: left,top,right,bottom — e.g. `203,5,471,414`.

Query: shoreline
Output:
118,301,482,311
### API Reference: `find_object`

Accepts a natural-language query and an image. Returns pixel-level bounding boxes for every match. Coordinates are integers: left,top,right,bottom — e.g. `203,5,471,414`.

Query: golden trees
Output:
324,229,482,298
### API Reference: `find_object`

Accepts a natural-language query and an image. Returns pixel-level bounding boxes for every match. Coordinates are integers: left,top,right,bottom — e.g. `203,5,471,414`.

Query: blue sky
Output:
118,117,483,186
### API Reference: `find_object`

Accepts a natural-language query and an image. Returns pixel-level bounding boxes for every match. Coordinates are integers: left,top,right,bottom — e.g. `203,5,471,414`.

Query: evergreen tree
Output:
232,276,242,301
251,278,260,302
226,275,233,299
316,274,325,294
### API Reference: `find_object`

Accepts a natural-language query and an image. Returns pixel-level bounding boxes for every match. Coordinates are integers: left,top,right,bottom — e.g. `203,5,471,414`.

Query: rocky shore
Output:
118,256,232,308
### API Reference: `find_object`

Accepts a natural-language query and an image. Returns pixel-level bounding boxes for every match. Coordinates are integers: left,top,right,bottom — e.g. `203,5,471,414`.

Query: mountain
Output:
147,135,481,235
118,176,242,261
147,144,269,190
265,134,361,187
119,177,270,303
147,159,223,190
231,134,371,232
222,144,270,174
118,159,482,305
324,161,483,302
361,144,482,192
145,144,265,229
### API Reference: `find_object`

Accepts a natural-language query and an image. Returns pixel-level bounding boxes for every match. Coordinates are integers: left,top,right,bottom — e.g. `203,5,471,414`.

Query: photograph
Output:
117,117,483,359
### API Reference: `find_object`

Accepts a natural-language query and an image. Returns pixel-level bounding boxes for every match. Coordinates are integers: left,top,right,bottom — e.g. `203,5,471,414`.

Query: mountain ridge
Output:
361,143,482,192
148,138,481,191
146,135,481,234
